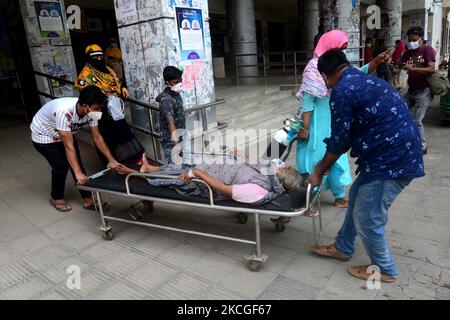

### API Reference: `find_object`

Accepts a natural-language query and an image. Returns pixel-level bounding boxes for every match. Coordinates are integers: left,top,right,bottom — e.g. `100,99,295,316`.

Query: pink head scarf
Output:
313,30,349,57
297,29,349,99
392,40,406,62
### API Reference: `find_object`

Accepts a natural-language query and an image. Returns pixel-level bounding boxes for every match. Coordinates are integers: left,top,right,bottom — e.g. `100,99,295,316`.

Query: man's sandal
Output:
49,199,72,212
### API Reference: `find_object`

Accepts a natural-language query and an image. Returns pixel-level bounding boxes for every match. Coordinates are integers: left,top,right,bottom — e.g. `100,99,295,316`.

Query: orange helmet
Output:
85,44,103,57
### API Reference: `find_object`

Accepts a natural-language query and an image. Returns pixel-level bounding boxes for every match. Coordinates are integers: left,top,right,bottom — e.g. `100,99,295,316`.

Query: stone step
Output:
224,97,297,130
205,105,298,152
215,85,289,105
216,92,295,121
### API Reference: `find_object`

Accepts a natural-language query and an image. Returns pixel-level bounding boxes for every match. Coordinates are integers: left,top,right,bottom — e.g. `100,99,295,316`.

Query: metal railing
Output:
0,70,28,120
234,51,313,86
32,70,225,164
234,48,366,86
234,53,268,86
346,45,365,66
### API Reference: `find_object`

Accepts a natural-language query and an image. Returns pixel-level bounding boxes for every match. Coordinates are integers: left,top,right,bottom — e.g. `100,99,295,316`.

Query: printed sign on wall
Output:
33,0,65,38
175,7,205,62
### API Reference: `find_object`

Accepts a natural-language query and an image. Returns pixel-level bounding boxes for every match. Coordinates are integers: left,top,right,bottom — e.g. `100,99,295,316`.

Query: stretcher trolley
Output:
78,169,322,271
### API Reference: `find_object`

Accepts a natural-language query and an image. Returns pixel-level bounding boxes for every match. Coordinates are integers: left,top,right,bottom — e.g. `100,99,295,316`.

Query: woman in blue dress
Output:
296,30,389,209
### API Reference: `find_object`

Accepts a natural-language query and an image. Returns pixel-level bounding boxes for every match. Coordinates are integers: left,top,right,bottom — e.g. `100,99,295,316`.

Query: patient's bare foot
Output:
139,153,159,173
115,164,135,175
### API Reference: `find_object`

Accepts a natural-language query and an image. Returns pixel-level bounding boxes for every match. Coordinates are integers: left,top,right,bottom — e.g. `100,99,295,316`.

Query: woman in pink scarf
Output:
392,39,406,62
295,30,387,208
392,40,406,90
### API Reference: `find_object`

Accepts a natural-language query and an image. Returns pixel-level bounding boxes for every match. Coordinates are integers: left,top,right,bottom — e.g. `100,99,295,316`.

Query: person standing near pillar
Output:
373,39,391,82
75,44,145,165
391,40,407,90
364,37,373,65
314,25,324,49
105,38,125,87
156,66,187,164
395,26,436,155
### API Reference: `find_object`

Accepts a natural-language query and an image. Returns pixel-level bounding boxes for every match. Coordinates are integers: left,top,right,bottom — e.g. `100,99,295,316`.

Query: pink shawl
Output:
297,30,349,99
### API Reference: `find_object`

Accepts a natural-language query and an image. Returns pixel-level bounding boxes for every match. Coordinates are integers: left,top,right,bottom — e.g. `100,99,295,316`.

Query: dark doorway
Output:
0,0,40,125
65,1,119,73
267,21,286,52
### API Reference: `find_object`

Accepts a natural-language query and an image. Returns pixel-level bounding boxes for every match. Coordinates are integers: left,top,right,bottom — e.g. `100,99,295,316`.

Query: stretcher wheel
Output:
275,223,286,233
143,201,154,213
248,261,262,272
103,230,114,241
236,212,248,224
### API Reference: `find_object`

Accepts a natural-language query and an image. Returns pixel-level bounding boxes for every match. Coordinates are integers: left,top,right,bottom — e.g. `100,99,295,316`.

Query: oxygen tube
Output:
287,99,304,142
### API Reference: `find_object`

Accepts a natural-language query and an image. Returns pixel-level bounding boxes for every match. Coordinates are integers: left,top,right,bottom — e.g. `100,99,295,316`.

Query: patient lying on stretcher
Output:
115,152,308,205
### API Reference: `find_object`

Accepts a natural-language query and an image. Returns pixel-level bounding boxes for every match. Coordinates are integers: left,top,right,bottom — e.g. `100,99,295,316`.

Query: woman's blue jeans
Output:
334,175,411,276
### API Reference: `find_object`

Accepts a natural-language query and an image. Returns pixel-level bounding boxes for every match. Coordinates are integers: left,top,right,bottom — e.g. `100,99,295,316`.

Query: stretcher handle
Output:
306,183,321,210
88,168,112,180
124,172,215,206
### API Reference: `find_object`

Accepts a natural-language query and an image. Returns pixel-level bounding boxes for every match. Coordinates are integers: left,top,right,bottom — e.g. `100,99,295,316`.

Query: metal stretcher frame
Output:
79,168,323,271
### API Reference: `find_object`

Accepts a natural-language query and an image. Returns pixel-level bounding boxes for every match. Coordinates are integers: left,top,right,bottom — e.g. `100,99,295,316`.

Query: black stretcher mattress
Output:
83,170,306,212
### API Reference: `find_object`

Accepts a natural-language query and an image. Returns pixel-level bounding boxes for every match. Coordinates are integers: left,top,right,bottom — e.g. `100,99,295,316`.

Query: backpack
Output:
426,72,450,96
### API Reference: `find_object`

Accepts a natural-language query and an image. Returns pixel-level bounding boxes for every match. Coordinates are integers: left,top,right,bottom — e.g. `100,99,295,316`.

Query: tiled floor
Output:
0,102,449,300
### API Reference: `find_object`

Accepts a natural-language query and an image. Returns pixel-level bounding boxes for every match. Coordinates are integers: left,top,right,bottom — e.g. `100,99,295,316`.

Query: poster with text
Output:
175,7,205,62
34,1,65,39
116,0,137,20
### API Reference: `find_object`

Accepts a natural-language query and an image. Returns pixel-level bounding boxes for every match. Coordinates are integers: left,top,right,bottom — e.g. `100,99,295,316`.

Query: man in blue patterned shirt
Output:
308,49,424,283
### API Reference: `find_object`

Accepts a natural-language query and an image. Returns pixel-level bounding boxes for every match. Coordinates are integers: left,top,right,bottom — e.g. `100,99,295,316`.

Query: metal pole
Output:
47,78,55,98
318,197,323,240
236,56,240,86
255,213,262,258
312,213,318,245
96,192,108,228
294,52,297,85
15,72,28,121
147,108,159,163
263,54,267,86
194,76,198,108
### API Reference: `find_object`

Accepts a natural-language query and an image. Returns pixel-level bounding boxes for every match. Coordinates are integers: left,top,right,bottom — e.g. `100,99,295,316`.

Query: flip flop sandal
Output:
83,200,109,211
49,199,72,212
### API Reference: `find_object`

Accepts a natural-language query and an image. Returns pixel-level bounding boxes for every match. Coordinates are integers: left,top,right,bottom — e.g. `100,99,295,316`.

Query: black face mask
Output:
89,58,109,73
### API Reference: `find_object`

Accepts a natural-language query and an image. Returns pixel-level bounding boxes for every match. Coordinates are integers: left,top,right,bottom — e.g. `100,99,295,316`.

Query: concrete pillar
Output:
424,1,430,41
431,1,443,65
323,0,361,65
114,0,217,137
18,0,77,105
304,0,321,51
227,0,259,84
384,0,403,48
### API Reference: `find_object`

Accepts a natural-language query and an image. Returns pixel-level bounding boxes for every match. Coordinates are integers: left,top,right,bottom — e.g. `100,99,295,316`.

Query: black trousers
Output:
33,139,91,200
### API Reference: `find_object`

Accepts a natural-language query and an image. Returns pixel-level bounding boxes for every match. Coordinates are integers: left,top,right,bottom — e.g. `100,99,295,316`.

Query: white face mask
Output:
171,82,183,93
342,49,347,55
366,43,372,48
87,110,103,121
408,40,420,50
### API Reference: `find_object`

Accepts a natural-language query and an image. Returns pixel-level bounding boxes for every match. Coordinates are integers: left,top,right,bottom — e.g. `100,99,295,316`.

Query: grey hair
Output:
277,167,307,194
